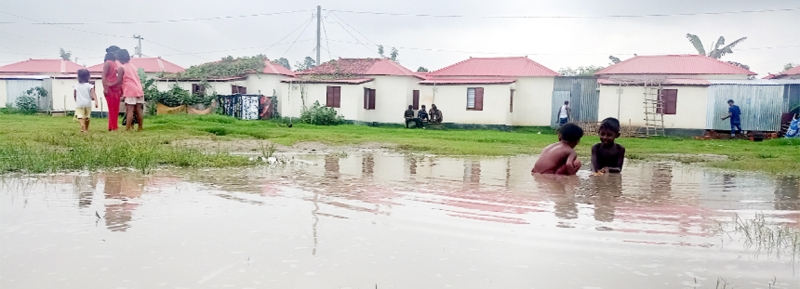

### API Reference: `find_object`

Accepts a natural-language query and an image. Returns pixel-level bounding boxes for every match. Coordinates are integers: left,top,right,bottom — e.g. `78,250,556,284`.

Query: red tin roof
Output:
87,57,184,74
0,59,85,74
430,57,558,77
299,58,414,76
595,54,756,76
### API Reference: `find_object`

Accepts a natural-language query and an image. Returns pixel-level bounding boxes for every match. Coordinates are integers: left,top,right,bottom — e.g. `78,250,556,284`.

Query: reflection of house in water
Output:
650,163,673,194
103,173,145,232
586,175,622,222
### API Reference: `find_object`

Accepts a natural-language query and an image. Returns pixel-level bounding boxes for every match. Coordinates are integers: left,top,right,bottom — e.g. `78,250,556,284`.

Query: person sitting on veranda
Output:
429,104,443,124
418,105,429,123
404,105,419,128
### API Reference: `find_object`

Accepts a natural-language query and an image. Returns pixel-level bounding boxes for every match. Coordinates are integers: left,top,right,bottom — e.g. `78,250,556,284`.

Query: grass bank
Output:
1,113,798,174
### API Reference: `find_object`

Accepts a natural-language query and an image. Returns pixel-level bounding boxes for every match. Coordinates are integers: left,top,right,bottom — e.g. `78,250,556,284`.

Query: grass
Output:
725,213,800,259
1,113,799,174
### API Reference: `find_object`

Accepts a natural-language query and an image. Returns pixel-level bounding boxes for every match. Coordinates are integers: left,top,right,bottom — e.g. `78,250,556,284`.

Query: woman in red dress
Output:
102,46,122,131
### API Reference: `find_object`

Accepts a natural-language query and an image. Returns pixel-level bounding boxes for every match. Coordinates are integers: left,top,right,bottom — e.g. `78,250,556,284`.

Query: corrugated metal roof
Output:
430,57,558,77
299,58,414,76
262,60,296,76
0,75,50,80
0,59,85,74
597,78,710,86
280,78,374,84
595,55,756,76
419,78,517,85
87,57,185,74
707,79,782,85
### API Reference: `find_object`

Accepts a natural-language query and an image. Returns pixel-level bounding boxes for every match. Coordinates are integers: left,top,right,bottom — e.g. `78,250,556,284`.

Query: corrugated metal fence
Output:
551,77,599,128
4,78,52,111
706,84,785,131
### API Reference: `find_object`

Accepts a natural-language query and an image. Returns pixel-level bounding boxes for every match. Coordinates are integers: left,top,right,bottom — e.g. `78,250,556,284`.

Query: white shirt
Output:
559,105,569,118
73,83,94,108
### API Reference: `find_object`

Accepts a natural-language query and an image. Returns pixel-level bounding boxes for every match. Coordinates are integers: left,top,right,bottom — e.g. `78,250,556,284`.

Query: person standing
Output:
721,99,742,138
73,69,98,133
102,45,122,131
112,49,145,131
558,100,571,126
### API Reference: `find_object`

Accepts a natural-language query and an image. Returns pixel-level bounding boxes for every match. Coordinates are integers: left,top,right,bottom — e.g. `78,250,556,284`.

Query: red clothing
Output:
120,62,144,98
103,60,122,131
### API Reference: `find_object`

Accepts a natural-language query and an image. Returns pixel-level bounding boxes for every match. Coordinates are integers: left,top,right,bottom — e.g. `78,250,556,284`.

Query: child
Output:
532,123,584,175
591,117,626,174
111,49,145,131
73,69,98,133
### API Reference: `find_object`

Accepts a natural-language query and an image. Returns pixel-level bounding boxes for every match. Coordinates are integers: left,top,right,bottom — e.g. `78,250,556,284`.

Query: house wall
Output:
245,74,284,96
281,82,367,120
602,74,750,80
361,76,420,124
597,85,708,129
0,80,8,106
155,80,245,95
420,83,513,125
512,77,556,126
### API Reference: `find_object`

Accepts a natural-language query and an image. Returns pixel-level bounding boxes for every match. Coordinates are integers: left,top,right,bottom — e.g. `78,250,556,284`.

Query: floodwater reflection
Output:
1,152,799,289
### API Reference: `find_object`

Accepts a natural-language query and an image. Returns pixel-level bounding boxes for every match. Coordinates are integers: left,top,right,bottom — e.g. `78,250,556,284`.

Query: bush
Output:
300,101,344,125
15,95,38,114
156,85,191,107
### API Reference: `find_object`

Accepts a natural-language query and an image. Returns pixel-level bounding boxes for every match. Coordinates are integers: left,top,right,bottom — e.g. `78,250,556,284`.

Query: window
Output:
231,85,246,94
467,87,484,111
326,86,341,108
363,88,376,110
509,89,515,113
658,89,678,115
192,83,206,96
412,90,420,110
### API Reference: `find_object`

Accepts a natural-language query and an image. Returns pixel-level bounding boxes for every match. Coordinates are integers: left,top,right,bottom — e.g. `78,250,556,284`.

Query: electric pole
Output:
133,34,143,58
315,5,321,66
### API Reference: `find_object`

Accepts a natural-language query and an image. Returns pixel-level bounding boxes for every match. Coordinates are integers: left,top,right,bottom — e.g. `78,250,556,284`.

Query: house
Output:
422,57,560,127
594,54,757,135
154,59,294,97
766,65,800,80
279,58,420,124
0,59,103,113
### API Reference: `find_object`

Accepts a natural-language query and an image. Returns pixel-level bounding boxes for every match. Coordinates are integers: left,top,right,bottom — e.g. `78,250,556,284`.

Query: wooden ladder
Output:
640,84,665,137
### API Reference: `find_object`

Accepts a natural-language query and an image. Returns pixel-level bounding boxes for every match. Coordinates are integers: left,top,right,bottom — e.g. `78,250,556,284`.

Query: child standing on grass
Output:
532,123,584,175
73,69,98,133
591,117,626,174
112,49,144,131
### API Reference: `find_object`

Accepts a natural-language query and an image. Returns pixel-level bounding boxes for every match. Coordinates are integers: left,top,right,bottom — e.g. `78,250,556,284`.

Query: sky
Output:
0,0,798,76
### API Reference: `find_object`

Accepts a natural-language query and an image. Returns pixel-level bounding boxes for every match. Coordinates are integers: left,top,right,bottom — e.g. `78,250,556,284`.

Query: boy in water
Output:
591,117,626,174
532,123,584,175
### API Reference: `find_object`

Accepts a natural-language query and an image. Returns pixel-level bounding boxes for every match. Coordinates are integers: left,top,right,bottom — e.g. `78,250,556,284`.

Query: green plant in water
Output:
300,101,344,126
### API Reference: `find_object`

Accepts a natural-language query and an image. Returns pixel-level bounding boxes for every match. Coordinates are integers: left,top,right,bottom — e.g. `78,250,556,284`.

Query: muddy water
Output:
1,152,798,289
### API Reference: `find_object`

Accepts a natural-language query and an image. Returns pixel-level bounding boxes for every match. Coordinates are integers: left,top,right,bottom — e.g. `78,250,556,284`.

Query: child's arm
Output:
91,87,98,108
610,146,626,173
73,89,77,102
590,145,601,172
564,151,580,175
102,62,111,86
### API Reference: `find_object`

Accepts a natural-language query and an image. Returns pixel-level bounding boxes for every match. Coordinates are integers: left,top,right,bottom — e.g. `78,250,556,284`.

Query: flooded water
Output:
1,152,798,289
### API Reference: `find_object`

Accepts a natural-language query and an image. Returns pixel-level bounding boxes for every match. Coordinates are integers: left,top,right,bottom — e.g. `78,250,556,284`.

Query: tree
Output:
558,66,604,76
784,63,797,72
390,47,399,61
275,57,292,70
59,48,72,61
377,45,385,58
417,67,429,72
609,55,621,64
685,33,747,59
294,56,316,71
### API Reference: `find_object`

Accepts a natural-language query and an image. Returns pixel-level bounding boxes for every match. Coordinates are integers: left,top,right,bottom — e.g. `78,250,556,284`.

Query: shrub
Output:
15,95,38,114
156,85,191,107
299,101,344,125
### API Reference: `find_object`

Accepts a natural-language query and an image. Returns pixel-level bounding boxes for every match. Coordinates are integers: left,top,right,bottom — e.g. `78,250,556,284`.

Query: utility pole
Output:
315,5,321,65
133,34,143,58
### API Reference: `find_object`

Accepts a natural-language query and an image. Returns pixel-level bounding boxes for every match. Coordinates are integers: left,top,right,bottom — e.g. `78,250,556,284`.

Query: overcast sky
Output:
1,0,797,76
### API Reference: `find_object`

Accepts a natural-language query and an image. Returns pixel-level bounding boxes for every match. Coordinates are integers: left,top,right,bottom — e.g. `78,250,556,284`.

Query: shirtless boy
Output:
532,123,584,175
591,117,626,173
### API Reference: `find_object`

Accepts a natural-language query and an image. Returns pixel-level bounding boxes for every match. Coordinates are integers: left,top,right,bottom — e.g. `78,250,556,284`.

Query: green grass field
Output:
1,113,798,174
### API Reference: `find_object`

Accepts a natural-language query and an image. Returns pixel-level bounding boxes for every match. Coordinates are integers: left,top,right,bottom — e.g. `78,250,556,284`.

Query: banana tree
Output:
685,34,747,59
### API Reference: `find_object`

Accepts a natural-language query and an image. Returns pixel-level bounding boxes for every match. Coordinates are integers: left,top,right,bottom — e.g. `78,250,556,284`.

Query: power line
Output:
143,39,211,61
281,14,316,58
325,7,800,19
330,12,378,47
258,15,315,55
0,9,312,25
321,12,333,60
327,18,377,56
0,31,97,51
160,39,315,57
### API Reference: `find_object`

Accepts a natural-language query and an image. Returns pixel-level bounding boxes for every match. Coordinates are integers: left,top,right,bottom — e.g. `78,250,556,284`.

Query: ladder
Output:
640,82,665,137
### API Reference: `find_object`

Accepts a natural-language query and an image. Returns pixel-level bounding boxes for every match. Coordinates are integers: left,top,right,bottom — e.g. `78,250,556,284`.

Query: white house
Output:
594,54,756,134
0,59,105,114
421,57,559,127
280,58,421,124
154,59,294,97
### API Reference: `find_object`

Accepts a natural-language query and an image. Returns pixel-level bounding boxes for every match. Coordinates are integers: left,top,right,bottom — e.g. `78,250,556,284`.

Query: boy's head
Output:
77,69,90,83
564,100,569,105
598,117,621,145
421,105,426,109
558,123,583,147
727,99,735,106
116,49,131,63
408,105,413,110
